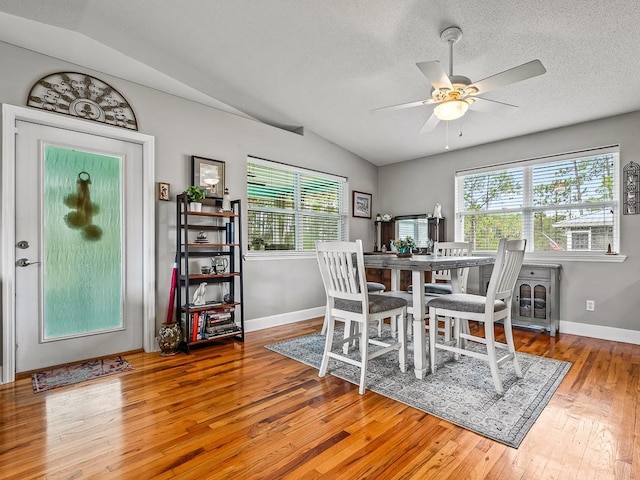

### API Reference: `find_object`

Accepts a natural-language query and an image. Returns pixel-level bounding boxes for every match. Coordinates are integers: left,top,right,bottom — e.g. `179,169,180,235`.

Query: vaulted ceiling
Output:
1,1,639,166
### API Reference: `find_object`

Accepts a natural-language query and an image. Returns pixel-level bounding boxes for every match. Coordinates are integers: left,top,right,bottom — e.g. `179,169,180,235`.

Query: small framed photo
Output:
352,190,372,218
191,155,225,199
158,182,170,201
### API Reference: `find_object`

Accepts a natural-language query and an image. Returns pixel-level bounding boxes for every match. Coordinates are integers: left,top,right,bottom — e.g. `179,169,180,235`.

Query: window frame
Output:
454,146,624,261
246,156,348,258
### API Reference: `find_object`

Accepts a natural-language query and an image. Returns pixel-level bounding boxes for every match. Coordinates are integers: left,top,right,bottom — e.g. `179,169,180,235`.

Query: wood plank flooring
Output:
1,318,638,479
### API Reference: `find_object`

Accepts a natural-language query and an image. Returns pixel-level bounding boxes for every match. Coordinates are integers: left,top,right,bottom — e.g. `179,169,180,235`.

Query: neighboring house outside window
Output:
247,157,347,254
454,146,619,255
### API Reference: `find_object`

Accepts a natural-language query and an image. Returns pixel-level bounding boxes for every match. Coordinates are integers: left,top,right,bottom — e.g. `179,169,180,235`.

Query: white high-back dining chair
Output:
427,238,526,395
429,241,473,293
316,240,407,394
400,241,473,341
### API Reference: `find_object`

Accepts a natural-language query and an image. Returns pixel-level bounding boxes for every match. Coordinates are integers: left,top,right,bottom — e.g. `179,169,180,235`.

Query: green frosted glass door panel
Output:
43,145,123,339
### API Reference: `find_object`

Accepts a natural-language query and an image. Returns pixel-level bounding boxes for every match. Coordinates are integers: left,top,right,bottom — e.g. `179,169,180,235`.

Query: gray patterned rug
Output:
265,328,571,448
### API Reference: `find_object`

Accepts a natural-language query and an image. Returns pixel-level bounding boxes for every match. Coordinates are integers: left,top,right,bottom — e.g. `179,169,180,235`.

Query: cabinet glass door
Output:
518,283,532,318
534,285,547,319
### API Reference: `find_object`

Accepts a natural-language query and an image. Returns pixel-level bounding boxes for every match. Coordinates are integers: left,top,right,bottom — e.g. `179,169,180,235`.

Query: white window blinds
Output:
455,146,619,254
247,157,347,253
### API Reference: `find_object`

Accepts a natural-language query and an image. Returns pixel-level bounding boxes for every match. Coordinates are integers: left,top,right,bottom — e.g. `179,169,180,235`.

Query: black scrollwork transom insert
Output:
623,161,639,215
27,72,138,131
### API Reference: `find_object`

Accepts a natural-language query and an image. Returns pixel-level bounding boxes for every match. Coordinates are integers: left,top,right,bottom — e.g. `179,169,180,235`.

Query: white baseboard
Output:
559,320,640,345
245,308,640,346
245,306,325,332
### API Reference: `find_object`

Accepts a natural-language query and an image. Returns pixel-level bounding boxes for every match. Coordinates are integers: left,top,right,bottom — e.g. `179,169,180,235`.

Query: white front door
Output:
14,120,145,373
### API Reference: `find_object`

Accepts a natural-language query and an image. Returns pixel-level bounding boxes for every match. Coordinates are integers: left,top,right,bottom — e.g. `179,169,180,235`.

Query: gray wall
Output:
0,41,377,336
378,112,640,332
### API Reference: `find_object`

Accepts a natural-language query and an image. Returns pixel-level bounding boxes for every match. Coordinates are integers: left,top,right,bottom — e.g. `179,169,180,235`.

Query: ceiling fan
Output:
376,26,546,133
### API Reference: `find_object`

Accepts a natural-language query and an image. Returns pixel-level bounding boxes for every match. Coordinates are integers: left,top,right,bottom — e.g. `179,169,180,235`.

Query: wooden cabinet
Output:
176,194,244,352
368,215,445,290
375,216,445,253
479,263,561,336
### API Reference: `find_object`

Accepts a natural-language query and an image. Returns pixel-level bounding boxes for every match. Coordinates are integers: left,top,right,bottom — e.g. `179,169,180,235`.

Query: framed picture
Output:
191,155,225,199
158,182,170,201
352,190,372,218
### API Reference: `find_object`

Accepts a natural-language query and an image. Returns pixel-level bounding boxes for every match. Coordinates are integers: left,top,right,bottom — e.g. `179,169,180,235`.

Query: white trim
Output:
559,320,640,345
244,251,316,261
525,253,626,263
472,252,627,263
244,306,325,332
1,104,155,384
455,144,620,176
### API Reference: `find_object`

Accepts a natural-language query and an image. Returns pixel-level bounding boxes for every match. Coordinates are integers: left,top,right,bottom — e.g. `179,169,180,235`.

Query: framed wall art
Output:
352,190,372,218
191,156,225,199
158,182,170,201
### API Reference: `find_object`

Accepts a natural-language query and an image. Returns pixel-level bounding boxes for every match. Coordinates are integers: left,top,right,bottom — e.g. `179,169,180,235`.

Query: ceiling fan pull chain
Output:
445,121,450,151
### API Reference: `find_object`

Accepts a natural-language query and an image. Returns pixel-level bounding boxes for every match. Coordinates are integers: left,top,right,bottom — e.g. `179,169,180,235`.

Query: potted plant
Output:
250,237,265,251
393,236,416,257
184,185,206,211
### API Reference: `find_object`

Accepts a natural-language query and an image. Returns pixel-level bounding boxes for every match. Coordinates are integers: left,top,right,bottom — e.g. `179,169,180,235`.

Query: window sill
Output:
474,252,626,263
244,251,316,261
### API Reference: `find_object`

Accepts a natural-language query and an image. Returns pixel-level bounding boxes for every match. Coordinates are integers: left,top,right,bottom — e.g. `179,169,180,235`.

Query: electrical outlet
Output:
586,300,595,311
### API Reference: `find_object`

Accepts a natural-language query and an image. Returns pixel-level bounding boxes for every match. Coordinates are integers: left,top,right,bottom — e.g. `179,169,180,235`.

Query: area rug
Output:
265,329,571,448
32,356,133,393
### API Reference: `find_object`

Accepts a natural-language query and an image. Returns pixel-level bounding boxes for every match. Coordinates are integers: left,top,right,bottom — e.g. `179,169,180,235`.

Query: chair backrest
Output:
486,238,527,305
316,240,368,309
433,241,473,293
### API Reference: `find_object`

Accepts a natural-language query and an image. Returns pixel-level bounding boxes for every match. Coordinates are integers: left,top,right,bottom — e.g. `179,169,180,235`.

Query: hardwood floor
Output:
1,318,639,479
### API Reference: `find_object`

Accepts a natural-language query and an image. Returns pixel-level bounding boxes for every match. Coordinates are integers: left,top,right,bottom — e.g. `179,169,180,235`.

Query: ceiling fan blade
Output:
469,97,519,115
372,98,435,112
416,61,453,90
419,112,440,133
467,59,546,95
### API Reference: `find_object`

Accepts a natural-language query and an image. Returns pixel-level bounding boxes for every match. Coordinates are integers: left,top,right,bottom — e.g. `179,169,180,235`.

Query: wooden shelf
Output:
176,195,244,353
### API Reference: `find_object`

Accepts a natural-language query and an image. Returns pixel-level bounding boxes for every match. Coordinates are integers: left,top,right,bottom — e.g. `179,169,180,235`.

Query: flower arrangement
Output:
393,236,416,253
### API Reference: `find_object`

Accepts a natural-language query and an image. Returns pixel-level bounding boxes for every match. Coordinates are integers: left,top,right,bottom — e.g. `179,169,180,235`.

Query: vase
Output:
396,246,412,257
157,322,181,356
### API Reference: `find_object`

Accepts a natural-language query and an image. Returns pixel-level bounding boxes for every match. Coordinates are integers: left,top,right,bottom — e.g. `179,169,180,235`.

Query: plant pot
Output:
189,202,202,212
157,322,181,356
396,247,412,257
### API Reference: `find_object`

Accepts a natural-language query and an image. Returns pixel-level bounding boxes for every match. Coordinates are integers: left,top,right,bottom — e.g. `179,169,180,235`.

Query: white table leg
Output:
412,270,427,379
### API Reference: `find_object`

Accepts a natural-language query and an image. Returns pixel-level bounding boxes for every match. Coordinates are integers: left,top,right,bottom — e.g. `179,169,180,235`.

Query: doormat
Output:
266,330,571,448
31,356,133,393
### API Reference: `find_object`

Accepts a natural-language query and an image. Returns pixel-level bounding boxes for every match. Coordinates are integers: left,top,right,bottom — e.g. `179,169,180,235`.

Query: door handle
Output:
16,258,41,267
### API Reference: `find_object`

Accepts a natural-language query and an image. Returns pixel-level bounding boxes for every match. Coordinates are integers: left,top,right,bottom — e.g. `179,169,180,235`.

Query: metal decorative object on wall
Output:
27,72,138,130
623,161,639,215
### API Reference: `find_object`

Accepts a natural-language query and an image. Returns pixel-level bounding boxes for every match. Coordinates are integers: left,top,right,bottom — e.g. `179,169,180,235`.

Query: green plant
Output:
250,237,265,250
184,185,206,202
393,236,416,251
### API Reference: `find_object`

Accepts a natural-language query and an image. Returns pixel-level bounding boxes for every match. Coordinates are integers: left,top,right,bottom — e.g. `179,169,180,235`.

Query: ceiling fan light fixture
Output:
434,99,469,121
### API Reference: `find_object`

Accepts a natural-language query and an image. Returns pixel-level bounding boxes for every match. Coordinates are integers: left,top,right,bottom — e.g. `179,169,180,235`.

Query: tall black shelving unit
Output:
176,194,244,353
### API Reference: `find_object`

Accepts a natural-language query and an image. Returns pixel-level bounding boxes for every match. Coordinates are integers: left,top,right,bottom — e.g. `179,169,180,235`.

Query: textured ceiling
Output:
1,0,639,166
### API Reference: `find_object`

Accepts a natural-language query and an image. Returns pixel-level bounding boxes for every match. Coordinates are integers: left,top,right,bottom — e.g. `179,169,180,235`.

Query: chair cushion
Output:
381,291,438,309
335,294,406,314
407,283,453,295
366,282,386,293
427,293,507,314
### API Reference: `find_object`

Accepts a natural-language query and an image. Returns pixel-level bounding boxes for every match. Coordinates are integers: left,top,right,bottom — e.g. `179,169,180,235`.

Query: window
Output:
568,231,590,250
247,157,347,253
397,217,429,247
455,146,619,255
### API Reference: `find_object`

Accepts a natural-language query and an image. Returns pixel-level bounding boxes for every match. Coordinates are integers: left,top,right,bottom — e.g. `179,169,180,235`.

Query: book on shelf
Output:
181,309,237,341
